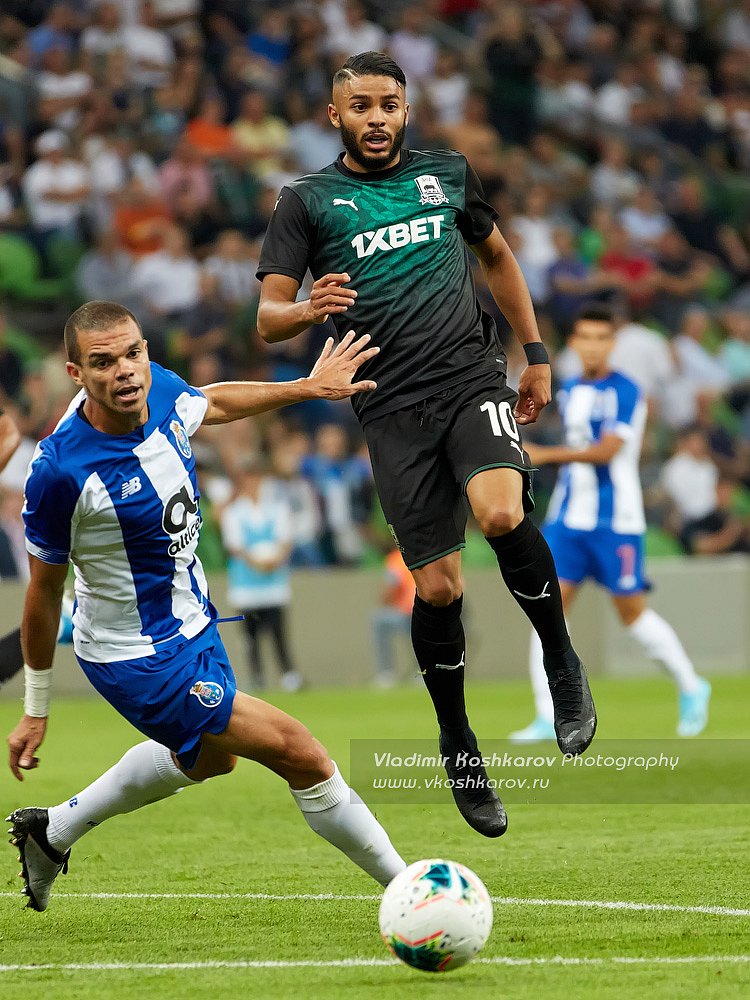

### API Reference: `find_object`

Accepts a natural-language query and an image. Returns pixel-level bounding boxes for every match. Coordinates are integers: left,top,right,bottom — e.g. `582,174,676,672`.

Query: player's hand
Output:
515,364,552,425
7,715,47,781
305,272,358,325
307,272,357,323
307,330,379,399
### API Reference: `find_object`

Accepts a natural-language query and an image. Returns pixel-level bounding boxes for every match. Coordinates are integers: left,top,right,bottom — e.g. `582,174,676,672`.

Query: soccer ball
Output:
378,858,493,973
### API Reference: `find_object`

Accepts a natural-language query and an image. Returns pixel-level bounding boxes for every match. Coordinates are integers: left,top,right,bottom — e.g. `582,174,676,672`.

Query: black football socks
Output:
411,594,469,734
412,594,508,837
486,516,574,676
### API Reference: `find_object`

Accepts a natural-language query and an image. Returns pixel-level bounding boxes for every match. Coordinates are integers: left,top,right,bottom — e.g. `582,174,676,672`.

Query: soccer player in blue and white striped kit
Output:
6,301,406,911
511,304,711,742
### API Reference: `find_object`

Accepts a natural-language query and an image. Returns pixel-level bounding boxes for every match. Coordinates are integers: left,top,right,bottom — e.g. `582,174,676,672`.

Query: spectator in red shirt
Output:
600,223,655,315
112,176,172,257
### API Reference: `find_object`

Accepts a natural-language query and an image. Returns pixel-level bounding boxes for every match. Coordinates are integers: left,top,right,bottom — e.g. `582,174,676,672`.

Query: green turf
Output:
1,675,749,999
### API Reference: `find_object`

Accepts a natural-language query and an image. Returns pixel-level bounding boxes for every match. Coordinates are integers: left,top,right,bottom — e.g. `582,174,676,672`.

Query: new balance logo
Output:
513,582,551,601
121,476,142,499
333,197,358,211
351,215,445,259
434,653,465,671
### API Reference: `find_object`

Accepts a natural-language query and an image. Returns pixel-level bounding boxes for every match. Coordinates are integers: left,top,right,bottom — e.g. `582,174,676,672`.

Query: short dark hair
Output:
574,303,615,326
333,51,406,90
64,301,142,364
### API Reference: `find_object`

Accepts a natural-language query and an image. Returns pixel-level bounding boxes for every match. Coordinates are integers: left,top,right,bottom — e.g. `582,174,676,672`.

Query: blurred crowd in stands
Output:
1,0,750,580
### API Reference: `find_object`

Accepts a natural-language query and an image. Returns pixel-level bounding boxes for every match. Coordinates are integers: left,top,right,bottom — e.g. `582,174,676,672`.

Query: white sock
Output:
530,628,555,722
627,609,700,694
290,762,406,887
47,741,198,853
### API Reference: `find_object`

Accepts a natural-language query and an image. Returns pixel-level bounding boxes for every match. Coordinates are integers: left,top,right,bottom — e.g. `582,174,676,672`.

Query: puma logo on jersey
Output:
351,215,445,259
333,197,358,212
121,476,142,499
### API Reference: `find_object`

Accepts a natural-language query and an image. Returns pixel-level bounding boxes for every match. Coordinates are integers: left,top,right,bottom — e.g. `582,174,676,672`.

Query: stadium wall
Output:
0,556,747,697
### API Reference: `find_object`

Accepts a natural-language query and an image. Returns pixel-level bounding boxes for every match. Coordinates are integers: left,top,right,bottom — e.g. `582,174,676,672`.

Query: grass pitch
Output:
1,674,749,999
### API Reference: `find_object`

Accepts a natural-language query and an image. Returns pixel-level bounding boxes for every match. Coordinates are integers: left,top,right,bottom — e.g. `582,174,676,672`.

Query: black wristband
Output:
523,342,549,365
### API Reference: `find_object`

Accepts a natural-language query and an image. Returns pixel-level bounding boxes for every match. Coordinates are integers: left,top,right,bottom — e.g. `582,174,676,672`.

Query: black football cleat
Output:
547,650,597,756
7,807,70,911
439,728,508,838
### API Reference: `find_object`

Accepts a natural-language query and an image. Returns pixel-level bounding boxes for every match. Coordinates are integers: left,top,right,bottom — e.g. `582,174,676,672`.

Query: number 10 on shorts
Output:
480,401,525,461
480,401,520,441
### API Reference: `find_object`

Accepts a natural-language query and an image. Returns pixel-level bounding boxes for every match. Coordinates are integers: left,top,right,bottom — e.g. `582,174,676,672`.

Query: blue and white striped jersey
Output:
545,371,647,534
23,363,212,662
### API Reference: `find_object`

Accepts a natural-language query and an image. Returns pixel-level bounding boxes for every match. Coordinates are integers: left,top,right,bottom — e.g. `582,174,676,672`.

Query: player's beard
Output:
340,120,406,171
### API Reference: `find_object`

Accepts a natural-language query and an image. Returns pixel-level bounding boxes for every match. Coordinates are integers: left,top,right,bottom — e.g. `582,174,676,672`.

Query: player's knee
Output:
416,576,462,606
477,506,524,538
277,723,330,784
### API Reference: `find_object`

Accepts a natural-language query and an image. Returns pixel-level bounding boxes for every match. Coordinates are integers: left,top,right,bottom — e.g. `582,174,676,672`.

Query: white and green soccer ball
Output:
379,859,493,973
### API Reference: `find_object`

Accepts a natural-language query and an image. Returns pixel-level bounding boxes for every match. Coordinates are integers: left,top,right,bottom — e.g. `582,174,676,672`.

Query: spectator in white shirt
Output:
651,306,733,430
269,440,324,567
619,186,672,249
660,426,721,543
590,136,641,206
389,5,438,88
203,230,260,308
88,129,159,229
558,60,595,135
153,0,200,40
424,50,468,126
81,2,126,75
288,102,343,173
35,46,93,132
511,185,560,304
130,223,200,355
595,61,643,125
673,307,731,393
326,0,387,60
22,130,91,240
123,0,175,89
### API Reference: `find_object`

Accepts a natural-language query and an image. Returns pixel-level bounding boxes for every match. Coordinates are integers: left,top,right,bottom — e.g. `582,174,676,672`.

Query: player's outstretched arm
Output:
201,330,379,425
0,410,21,474
471,227,551,425
525,434,625,467
7,557,67,781
257,272,358,344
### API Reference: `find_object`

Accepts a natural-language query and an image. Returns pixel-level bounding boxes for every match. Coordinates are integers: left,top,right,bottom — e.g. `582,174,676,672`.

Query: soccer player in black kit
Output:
256,52,596,838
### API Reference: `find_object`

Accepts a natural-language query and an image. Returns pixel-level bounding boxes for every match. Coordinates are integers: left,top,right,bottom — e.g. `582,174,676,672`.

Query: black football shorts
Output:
364,375,535,570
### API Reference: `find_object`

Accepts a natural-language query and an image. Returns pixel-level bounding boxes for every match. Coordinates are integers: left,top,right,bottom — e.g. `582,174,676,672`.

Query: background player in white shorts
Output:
512,304,711,742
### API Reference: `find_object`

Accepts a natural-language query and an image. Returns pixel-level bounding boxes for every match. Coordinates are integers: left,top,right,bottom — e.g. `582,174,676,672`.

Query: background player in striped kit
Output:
6,301,406,912
512,304,711,743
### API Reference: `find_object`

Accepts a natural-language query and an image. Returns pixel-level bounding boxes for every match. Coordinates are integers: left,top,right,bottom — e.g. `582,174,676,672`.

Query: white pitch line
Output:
1,956,749,973
493,897,750,918
1,891,748,917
